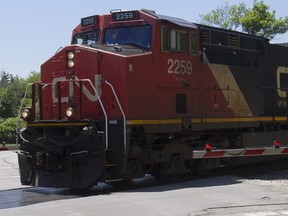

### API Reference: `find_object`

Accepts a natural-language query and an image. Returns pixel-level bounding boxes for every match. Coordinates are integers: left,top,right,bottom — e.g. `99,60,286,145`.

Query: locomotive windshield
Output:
104,25,151,49
72,30,100,45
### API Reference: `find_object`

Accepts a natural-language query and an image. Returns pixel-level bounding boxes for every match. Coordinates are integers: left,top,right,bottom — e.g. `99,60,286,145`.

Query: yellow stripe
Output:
203,118,236,123
127,119,181,125
26,117,287,127
204,117,273,123
259,117,274,121
274,117,287,121
27,122,88,127
127,117,285,125
191,118,202,123
238,117,273,122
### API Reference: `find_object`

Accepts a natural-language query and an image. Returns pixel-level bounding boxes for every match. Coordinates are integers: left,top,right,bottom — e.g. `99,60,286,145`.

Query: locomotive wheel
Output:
195,159,211,176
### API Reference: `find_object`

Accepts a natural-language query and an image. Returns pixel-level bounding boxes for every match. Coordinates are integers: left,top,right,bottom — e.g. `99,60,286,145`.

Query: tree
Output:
0,117,26,143
0,71,40,143
199,1,288,39
241,1,288,39
0,70,25,118
24,71,40,84
0,86,19,118
20,71,41,108
199,2,247,31
0,70,15,88
0,71,40,118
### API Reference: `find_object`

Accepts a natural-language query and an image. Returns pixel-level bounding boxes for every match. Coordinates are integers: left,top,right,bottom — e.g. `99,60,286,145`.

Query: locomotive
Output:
18,9,288,189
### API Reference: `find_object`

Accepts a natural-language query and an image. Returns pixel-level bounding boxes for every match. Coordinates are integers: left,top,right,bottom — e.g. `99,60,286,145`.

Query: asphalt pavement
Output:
1,151,288,216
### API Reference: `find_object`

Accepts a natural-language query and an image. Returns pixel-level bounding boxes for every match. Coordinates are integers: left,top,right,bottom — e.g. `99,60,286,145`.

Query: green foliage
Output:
20,71,41,108
0,85,19,118
241,0,288,39
0,71,13,88
0,117,26,143
24,71,41,86
199,2,247,31
0,74,25,118
199,1,288,39
0,70,40,143
0,70,40,118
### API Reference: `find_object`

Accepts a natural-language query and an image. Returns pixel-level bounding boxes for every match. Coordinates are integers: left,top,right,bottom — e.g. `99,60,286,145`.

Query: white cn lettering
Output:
52,75,102,103
52,77,69,103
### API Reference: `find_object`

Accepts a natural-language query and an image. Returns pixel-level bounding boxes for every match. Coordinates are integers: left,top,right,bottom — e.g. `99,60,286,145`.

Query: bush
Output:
0,117,26,144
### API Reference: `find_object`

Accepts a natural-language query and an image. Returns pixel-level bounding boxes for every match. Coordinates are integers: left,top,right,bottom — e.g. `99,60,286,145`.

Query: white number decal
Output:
174,60,180,74
168,59,174,74
115,12,134,20
82,17,94,26
168,59,192,75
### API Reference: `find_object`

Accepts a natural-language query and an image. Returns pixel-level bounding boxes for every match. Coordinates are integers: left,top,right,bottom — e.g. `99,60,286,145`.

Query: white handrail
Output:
17,79,109,150
105,80,127,156
16,82,40,147
53,79,108,150
68,79,109,150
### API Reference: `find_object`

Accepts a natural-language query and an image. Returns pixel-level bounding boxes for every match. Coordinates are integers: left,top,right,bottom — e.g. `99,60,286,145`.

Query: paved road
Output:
0,151,22,191
1,151,288,215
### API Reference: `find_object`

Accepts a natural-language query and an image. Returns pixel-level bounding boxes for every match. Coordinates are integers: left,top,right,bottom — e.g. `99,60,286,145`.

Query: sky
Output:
0,0,287,78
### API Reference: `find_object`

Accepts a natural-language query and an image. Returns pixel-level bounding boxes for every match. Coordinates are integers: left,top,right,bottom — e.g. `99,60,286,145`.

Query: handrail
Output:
16,82,42,147
105,80,127,156
80,79,108,150
55,79,109,150
17,79,109,150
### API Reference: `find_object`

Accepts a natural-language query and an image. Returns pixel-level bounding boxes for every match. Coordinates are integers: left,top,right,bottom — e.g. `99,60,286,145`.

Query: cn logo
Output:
51,75,102,103
277,66,288,98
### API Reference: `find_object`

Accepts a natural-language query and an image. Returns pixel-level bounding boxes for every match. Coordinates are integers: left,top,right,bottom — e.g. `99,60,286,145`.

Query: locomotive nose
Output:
40,46,103,121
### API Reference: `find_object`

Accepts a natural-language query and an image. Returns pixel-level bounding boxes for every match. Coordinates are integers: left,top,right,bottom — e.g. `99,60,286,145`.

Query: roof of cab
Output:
141,9,197,29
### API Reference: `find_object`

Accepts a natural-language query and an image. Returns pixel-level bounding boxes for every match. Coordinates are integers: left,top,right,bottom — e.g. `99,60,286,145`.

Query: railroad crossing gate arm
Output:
192,147,288,159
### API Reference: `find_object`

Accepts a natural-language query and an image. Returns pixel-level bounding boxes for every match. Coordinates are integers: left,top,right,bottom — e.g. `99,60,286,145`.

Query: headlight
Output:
67,51,75,68
65,107,74,118
21,109,30,120
67,60,75,68
67,52,74,60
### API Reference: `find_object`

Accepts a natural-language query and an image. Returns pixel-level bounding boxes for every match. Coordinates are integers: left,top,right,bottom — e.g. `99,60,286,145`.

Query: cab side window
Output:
162,27,170,51
162,26,187,52
190,31,198,55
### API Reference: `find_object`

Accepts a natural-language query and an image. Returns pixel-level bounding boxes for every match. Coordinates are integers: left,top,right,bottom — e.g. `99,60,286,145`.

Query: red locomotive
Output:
18,9,288,189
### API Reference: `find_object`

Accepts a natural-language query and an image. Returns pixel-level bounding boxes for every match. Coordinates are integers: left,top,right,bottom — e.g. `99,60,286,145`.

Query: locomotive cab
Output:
18,9,157,189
